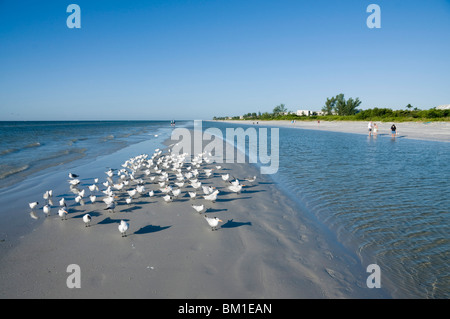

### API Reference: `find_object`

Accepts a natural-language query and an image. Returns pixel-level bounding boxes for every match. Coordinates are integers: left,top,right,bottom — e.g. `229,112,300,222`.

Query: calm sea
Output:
0,121,177,189
202,121,450,299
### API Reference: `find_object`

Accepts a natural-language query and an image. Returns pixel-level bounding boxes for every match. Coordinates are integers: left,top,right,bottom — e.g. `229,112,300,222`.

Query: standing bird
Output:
43,204,51,217
204,215,222,231
204,190,219,202
191,204,205,214
29,201,39,210
83,214,92,227
118,220,129,237
69,173,79,179
58,208,68,220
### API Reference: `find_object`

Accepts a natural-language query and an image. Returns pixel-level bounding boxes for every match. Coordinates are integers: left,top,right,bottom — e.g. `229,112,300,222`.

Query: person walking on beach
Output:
373,123,378,136
368,121,373,136
391,124,397,137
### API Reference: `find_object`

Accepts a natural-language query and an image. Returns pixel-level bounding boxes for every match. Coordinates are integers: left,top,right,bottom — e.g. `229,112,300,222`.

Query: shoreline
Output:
0,128,391,298
215,120,450,143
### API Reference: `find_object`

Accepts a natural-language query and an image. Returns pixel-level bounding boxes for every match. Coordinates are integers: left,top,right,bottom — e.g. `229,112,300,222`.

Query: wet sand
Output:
0,131,390,298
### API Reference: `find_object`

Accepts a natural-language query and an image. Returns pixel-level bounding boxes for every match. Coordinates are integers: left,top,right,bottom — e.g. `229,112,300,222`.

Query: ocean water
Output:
202,121,450,299
0,121,177,189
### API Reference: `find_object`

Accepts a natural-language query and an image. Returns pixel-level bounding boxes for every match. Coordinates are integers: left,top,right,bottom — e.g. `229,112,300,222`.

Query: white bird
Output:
136,185,145,194
190,181,201,189
59,198,66,207
230,179,240,186
192,204,205,214
43,204,51,217
69,173,79,179
118,220,129,237
88,184,98,193
89,195,96,203
43,190,53,201
188,191,197,199
228,184,244,194
245,176,257,183
204,190,219,202
126,197,132,205
163,194,173,202
221,174,229,181
29,201,39,210
127,189,137,198
148,190,154,197
78,189,85,197
204,215,223,231
83,214,92,227
104,201,116,213
202,185,214,195
68,179,80,186
171,188,181,197
58,208,68,220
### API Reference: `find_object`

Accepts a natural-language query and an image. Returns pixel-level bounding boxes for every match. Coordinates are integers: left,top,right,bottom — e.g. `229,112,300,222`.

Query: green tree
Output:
273,104,287,116
406,104,413,110
322,97,337,115
334,93,346,115
344,97,362,116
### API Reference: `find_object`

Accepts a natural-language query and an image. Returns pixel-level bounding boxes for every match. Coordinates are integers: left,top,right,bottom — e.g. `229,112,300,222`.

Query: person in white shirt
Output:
368,121,373,136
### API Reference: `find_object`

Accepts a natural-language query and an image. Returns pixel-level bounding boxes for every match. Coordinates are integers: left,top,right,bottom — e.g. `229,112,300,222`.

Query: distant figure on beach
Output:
391,124,397,137
373,123,378,136
368,121,373,136
170,120,176,127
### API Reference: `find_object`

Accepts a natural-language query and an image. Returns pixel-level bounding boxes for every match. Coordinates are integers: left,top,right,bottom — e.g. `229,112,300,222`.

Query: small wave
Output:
24,142,41,149
0,148,19,156
0,165,30,180
102,135,115,142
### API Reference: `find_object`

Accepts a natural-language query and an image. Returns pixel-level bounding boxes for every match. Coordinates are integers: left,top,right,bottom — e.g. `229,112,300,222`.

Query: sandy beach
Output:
0,130,390,299
218,120,450,143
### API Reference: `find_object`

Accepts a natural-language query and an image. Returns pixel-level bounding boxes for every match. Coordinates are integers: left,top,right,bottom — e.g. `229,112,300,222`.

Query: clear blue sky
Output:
1,0,449,120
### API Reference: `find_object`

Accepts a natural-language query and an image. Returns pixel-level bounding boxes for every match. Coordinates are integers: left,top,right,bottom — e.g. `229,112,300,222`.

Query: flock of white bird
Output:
28,146,257,237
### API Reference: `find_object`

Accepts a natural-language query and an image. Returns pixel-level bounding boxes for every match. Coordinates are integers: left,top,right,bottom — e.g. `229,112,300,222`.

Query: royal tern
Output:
127,189,137,198
89,195,96,203
68,178,80,186
83,214,92,227
58,208,68,220
163,194,173,202
171,188,181,197
192,204,205,214
188,191,197,199
59,198,66,207
221,174,229,181
148,190,154,197
228,184,244,194
69,173,79,179
202,185,214,195
43,204,51,217
43,190,53,201
204,215,222,231
118,220,129,237
29,202,39,210
204,190,219,202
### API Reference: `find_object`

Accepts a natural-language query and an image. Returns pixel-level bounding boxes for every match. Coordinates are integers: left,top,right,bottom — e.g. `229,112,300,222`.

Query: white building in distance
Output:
436,104,450,110
296,110,325,116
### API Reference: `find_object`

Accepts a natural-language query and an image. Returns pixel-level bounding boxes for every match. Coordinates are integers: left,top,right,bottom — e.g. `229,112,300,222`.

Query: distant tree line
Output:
213,95,449,121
